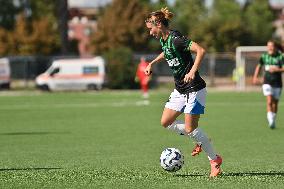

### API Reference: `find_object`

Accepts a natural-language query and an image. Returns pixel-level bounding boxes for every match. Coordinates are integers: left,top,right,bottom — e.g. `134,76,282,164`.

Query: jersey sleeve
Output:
172,35,192,52
259,54,264,66
280,54,284,66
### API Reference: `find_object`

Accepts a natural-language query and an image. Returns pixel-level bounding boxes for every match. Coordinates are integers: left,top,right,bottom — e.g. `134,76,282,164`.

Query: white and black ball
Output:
160,148,184,172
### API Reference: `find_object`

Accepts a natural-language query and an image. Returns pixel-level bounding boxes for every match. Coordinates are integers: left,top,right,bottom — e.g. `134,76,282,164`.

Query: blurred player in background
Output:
144,7,222,177
135,56,150,99
253,40,284,129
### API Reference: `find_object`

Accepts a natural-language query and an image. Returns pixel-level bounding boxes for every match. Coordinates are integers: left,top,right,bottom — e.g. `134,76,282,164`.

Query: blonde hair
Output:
145,7,174,27
160,7,174,20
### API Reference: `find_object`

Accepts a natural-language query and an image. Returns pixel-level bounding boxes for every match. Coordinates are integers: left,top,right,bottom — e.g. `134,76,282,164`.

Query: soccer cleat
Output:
269,122,276,129
191,144,202,156
210,155,222,177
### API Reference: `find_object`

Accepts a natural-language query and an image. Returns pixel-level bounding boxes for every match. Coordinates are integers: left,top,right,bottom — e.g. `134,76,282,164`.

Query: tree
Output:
103,47,136,89
91,0,150,54
189,0,252,52
170,0,275,52
0,29,14,55
56,0,69,54
0,0,60,56
173,0,207,35
244,0,274,45
0,0,20,30
0,14,59,56
29,0,57,20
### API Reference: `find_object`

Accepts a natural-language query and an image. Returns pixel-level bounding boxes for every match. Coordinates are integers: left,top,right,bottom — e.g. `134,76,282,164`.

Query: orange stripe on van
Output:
0,76,9,80
53,74,103,79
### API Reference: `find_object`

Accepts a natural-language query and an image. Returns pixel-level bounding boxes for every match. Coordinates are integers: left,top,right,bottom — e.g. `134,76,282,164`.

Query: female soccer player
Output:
253,40,284,129
144,7,222,177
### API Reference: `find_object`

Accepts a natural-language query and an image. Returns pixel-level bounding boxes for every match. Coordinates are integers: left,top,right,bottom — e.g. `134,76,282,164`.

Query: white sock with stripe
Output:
272,112,276,123
167,121,217,160
167,120,187,136
188,128,217,160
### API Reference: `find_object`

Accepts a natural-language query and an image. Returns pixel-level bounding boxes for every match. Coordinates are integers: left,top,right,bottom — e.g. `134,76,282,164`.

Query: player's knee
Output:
185,125,197,134
267,100,273,107
185,126,194,134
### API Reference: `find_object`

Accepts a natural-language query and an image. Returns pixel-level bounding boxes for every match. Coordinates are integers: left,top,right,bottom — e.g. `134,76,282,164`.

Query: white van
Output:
0,58,11,89
36,57,105,91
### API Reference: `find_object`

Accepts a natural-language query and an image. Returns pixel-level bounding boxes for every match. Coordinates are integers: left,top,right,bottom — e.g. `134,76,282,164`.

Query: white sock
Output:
272,112,276,123
267,112,274,125
167,120,187,136
188,128,217,160
167,121,218,160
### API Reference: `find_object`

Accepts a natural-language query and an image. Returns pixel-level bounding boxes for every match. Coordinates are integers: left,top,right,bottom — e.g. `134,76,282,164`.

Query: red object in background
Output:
136,57,150,97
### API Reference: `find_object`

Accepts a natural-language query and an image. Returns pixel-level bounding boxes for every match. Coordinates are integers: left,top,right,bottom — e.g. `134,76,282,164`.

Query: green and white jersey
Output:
259,52,284,87
160,30,206,94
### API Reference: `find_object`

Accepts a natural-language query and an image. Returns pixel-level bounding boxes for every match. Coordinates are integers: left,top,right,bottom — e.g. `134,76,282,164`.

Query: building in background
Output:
271,2,284,43
67,0,111,57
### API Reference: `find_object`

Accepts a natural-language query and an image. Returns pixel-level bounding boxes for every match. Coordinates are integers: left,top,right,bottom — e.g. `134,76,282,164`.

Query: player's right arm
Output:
145,52,164,76
253,64,261,85
253,55,264,85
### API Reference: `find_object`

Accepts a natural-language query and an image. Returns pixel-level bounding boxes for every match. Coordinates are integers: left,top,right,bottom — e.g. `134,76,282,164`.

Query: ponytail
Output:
145,7,174,27
160,7,174,20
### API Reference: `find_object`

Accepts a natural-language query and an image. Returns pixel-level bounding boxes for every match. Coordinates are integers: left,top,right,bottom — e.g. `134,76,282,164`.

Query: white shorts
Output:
165,88,206,114
262,84,282,100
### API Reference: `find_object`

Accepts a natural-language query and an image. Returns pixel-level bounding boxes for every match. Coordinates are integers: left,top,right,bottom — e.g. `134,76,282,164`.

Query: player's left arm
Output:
184,42,206,83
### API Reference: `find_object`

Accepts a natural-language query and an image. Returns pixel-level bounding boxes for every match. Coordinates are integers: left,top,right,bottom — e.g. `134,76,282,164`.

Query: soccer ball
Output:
160,148,184,172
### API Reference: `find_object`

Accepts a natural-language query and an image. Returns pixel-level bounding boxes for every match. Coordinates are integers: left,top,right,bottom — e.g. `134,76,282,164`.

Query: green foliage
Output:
0,0,20,30
0,14,60,56
103,47,136,89
173,0,207,35
192,14,250,52
0,0,60,56
0,0,277,55
29,0,57,21
172,0,276,52
149,0,169,12
244,0,274,45
212,0,241,21
91,0,150,54
0,29,14,55
193,0,251,52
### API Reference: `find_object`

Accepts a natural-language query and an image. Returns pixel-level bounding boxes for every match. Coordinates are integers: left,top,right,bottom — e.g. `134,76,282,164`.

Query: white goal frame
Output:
235,46,267,90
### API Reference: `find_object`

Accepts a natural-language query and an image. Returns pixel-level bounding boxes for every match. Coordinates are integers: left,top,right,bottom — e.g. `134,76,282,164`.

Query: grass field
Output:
0,90,284,188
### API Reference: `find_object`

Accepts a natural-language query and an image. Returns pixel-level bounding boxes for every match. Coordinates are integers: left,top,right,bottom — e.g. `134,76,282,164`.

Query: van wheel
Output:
0,83,10,89
41,85,50,91
87,84,96,90
96,84,102,90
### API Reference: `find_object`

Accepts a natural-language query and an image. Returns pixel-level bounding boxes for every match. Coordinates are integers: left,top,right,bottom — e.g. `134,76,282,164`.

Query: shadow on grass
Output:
174,171,284,177
0,131,70,136
0,167,62,172
222,172,284,177
174,173,204,177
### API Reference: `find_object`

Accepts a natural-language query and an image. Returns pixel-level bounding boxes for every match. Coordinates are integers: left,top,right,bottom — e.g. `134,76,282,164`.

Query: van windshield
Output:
47,66,58,74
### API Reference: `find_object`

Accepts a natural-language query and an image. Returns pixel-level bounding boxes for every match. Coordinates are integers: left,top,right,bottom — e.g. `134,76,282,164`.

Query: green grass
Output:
0,90,283,188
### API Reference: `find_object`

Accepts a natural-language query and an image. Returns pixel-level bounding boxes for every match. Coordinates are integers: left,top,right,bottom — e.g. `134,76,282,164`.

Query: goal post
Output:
235,46,267,90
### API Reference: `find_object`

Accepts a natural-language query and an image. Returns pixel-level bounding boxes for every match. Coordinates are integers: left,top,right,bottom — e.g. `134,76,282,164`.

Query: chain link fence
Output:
134,53,236,89
3,53,239,90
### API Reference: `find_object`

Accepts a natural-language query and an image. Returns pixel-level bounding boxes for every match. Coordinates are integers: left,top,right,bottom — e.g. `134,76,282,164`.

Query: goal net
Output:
235,46,267,90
